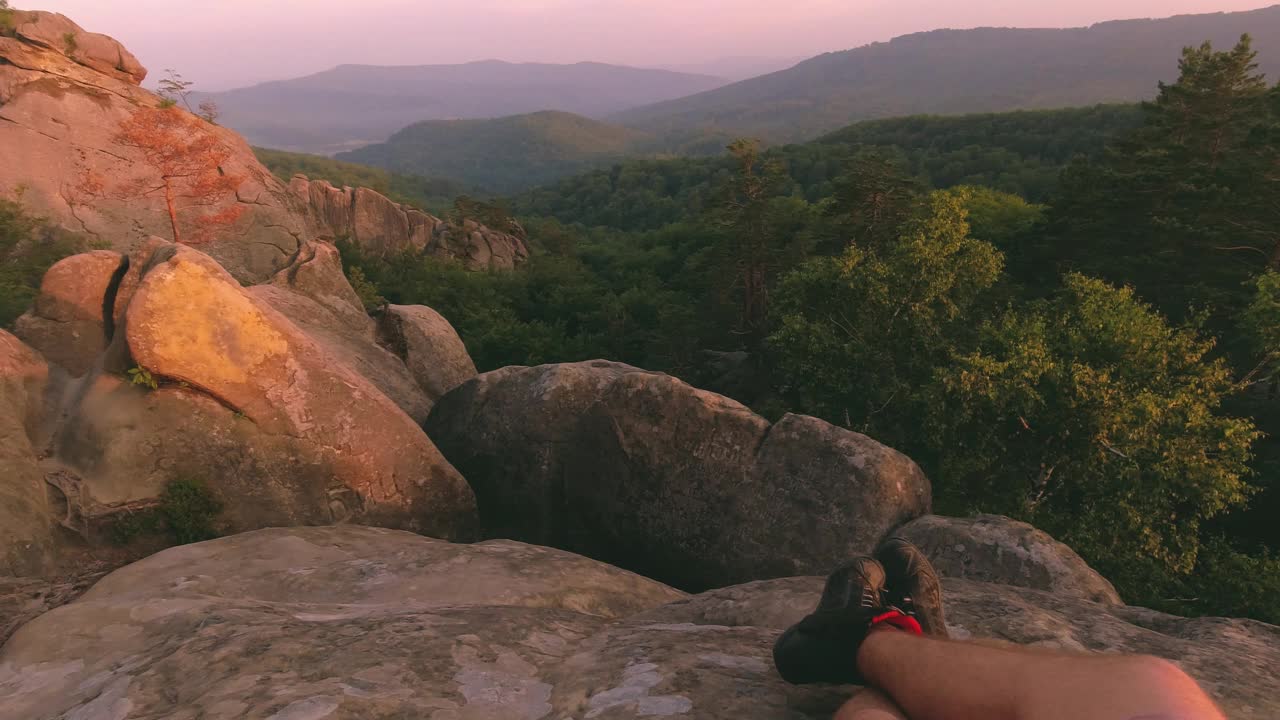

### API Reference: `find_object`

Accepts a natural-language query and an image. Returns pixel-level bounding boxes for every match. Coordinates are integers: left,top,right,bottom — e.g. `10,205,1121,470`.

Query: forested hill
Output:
612,5,1280,142
195,61,727,155
514,105,1142,231
339,39,1280,624
339,111,736,195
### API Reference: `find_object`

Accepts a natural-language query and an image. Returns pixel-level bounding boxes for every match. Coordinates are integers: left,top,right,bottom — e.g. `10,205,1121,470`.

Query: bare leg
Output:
835,688,909,720
855,629,1225,720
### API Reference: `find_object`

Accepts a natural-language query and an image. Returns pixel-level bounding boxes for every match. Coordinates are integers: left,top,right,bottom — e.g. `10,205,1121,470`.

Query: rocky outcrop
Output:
9,10,146,84
896,514,1124,605
379,304,478,406
0,13,522,284
290,176,530,270
0,240,485,578
13,250,124,376
113,243,477,536
0,332,56,578
425,361,932,590
248,241,435,423
0,14,305,283
3,526,1275,720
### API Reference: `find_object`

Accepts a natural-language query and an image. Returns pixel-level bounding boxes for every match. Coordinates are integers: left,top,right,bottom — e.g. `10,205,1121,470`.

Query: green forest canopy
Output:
340,37,1280,624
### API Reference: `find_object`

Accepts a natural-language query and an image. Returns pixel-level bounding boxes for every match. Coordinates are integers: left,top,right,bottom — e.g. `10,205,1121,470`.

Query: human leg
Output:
834,688,908,720
856,629,1225,720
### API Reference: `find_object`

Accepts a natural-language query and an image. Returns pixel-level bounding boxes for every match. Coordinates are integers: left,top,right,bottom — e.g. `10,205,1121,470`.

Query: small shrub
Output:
159,478,223,544
348,266,386,313
0,194,86,327
62,31,78,57
108,478,223,546
127,366,159,390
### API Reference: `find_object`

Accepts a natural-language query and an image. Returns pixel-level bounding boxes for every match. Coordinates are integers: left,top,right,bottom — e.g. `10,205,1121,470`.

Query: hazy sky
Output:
29,0,1278,90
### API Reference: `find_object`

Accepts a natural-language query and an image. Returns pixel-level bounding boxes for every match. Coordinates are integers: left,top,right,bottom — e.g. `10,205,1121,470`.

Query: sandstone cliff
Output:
0,10,525,282
291,176,529,270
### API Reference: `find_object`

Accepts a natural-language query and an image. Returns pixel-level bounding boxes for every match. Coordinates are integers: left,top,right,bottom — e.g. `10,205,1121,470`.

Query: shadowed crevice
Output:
101,254,130,343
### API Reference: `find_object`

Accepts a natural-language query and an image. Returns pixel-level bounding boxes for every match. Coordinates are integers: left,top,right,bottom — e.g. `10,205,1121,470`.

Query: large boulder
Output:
379,304,478,407
290,176,530,270
13,250,125,376
0,332,57,577
3,527,1274,720
96,243,478,537
895,514,1124,605
426,361,931,589
1,239,483,579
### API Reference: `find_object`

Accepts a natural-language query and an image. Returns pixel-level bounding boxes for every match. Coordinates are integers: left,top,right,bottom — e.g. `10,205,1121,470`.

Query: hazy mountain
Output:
613,5,1280,143
195,61,728,155
338,111,733,195
652,56,806,81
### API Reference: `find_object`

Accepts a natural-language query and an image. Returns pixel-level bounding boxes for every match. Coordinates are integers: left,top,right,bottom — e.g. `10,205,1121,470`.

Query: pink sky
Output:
29,0,1278,90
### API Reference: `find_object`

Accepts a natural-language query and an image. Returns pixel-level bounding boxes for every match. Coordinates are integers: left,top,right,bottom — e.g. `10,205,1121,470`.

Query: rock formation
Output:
2,526,1275,720
0,239,484,576
0,331,57,578
896,514,1124,605
0,11,524,283
13,250,123,376
425,361,932,590
379,304,479,407
290,176,529,271
0,12,304,283
7,11,146,84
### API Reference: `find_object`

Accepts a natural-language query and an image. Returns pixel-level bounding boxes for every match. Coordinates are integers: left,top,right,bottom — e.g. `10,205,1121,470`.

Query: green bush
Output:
0,195,87,327
347,266,385,313
108,478,223,546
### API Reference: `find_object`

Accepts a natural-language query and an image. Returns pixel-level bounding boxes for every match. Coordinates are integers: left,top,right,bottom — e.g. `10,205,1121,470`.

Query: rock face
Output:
13,250,124,376
0,13,524,283
426,361,932,590
3,526,1275,720
9,10,146,84
290,176,530,271
896,514,1124,605
0,14,305,283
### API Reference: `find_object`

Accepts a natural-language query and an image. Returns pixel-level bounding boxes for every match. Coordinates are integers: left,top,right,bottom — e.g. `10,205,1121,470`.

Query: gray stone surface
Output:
427,361,932,590
896,514,1123,605
3,527,1275,720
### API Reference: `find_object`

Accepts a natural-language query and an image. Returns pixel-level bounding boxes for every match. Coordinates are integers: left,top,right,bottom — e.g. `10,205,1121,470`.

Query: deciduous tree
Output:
111,106,245,244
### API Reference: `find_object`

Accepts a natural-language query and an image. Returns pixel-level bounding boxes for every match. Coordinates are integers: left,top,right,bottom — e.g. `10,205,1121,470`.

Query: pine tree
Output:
1049,36,1279,329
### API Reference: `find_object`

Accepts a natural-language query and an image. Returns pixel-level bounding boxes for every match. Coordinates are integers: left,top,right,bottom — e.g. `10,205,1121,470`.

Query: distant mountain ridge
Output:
195,60,728,155
613,5,1280,142
338,110,734,195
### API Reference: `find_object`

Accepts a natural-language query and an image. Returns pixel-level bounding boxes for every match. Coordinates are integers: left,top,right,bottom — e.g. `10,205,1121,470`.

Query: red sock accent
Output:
870,609,923,635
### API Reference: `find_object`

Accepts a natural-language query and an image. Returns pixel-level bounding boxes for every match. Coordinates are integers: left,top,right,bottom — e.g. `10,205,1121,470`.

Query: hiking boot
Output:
773,557,919,685
875,536,948,638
